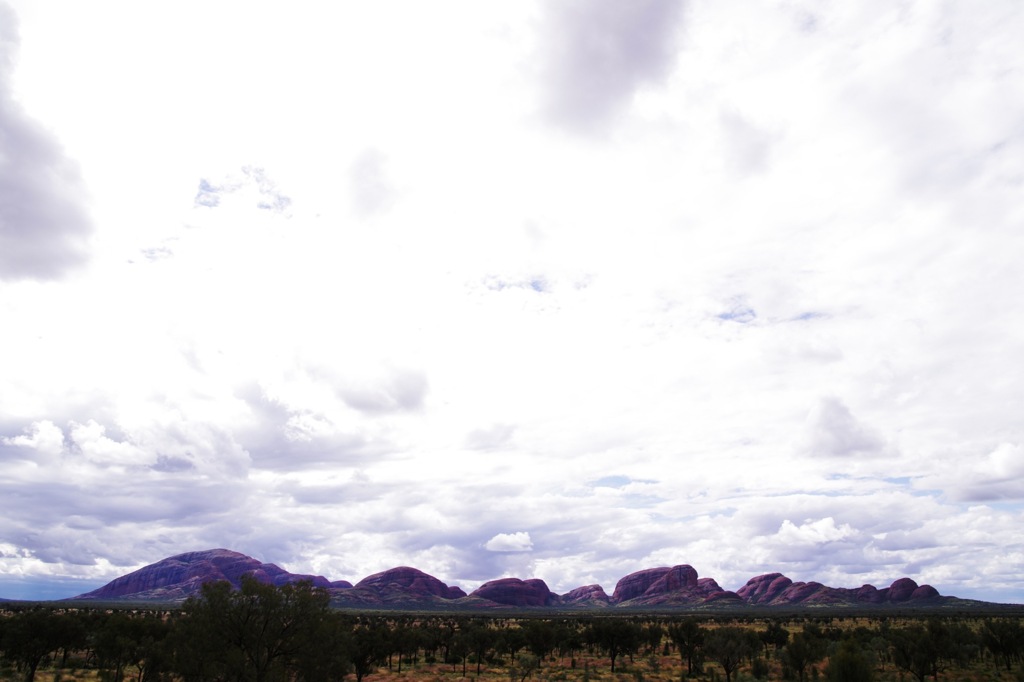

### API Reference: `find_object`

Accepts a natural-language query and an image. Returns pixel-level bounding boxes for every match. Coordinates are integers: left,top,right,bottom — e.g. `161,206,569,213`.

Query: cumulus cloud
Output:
3,0,1024,604
336,369,429,414
536,0,685,132
67,420,154,468
485,531,533,553
234,385,389,471
2,420,64,458
0,3,93,281
919,442,1024,503
776,517,855,545
800,397,886,458
0,414,255,576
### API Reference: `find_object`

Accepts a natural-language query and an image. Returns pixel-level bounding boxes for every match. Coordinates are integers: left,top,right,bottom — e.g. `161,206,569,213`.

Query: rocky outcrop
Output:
855,584,885,603
562,584,611,605
738,573,794,604
879,578,939,602
611,565,731,606
611,567,676,602
73,549,338,601
779,581,830,603
649,565,700,594
470,578,560,607
704,589,744,604
353,566,464,601
734,573,941,606
68,548,951,609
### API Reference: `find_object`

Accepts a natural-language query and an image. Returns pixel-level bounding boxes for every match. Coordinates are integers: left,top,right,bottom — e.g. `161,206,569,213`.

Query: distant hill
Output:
72,549,351,602
63,548,998,610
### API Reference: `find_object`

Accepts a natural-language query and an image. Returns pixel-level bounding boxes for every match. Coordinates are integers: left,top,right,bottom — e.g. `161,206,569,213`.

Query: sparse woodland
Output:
1,578,1023,682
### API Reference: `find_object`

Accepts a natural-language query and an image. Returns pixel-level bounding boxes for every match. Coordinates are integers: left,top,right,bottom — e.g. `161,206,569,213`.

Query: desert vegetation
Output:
1,579,1023,682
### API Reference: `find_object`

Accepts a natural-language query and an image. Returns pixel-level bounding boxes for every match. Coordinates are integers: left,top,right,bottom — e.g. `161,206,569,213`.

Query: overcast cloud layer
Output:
2,0,1023,603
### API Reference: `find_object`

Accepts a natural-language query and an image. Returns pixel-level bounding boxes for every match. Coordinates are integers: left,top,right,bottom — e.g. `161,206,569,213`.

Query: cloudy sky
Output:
2,0,1023,603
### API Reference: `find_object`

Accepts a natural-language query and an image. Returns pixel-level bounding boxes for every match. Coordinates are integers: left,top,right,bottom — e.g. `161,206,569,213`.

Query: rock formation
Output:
327,567,464,608
611,565,738,606
70,548,951,609
737,573,794,603
561,584,611,605
351,566,465,601
736,573,941,606
73,549,345,601
469,578,560,607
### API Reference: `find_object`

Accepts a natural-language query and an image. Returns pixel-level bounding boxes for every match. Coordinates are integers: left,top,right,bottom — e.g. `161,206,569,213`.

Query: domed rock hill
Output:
70,549,955,609
74,549,349,602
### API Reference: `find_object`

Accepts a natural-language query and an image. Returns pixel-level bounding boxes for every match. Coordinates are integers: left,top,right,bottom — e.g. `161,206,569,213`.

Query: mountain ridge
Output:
62,548,984,609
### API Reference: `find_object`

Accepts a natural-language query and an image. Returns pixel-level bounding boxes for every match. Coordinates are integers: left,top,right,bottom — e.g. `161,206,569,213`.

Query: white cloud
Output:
800,397,887,458
776,517,855,545
0,0,1022,604
485,532,534,553
536,0,685,133
68,420,153,468
917,442,1024,503
2,420,64,458
0,2,93,281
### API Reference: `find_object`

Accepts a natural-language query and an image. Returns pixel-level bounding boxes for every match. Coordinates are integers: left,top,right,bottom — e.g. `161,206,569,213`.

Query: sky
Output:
1,0,1023,604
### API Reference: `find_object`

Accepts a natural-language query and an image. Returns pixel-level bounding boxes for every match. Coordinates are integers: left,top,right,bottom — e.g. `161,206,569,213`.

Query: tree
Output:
461,620,496,676
92,612,170,682
47,610,88,669
642,623,665,655
668,618,705,676
981,618,1024,672
554,620,584,665
389,621,419,674
521,619,554,661
826,639,874,682
0,609,67,682
586,619,641,673
705,626,751,682
171,577,337,682
512,653,540,681
498,625,526,662
760,620,790,654
944,621,980,670
783,629,827,682
888,624,938,682
348,621,388,682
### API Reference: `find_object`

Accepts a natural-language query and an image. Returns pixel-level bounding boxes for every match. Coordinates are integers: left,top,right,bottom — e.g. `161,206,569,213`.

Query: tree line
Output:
1,577,1023,682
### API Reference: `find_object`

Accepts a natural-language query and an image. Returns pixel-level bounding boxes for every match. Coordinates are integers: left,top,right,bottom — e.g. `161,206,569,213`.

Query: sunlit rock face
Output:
73,549,341,601
470,577,561,607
